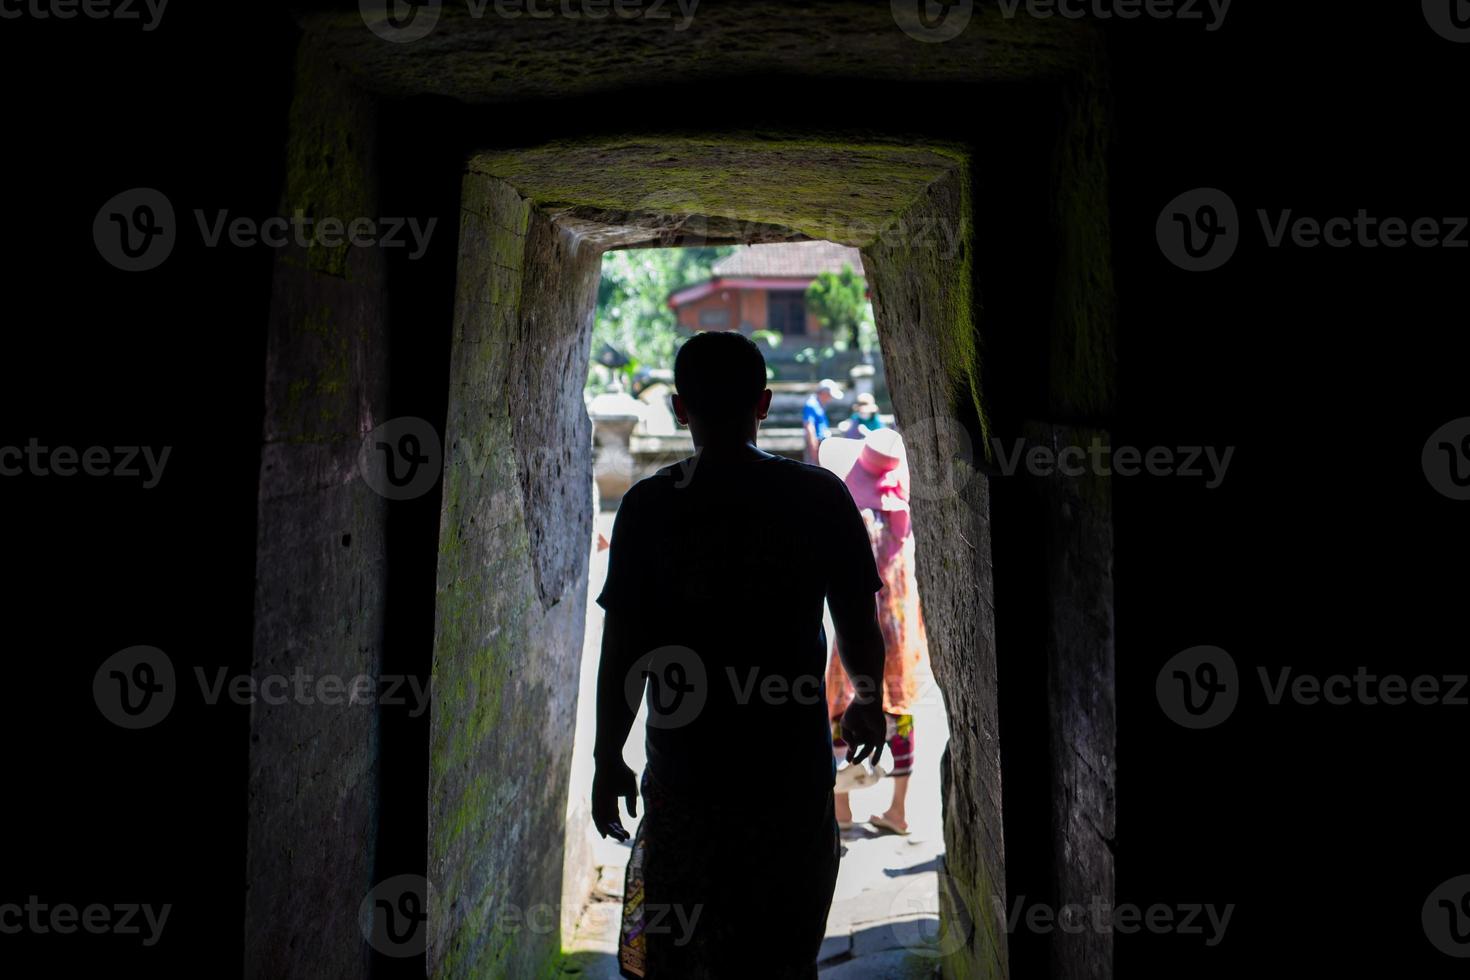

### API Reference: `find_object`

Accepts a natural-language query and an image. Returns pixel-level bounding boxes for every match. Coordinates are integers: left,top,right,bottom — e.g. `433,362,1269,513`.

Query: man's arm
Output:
592,609,640,840
828,588,888,765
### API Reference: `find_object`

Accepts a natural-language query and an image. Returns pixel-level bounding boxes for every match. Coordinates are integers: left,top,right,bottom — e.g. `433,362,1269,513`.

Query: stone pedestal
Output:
588,387,644,507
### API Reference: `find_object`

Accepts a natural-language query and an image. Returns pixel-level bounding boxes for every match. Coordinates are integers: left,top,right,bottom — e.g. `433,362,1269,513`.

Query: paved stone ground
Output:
560,513,949,978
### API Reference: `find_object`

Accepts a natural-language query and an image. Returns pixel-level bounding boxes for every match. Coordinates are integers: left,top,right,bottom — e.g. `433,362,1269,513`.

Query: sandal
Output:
869,814,910,836
834,762,887,793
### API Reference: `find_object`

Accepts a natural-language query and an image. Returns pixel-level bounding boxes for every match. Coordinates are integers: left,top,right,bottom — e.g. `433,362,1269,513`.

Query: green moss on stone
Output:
281,40,373,279
471,135,966,246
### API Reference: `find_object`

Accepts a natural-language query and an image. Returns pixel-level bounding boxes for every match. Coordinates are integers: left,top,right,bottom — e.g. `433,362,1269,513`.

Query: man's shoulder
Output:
766,456,847,499
625,453,846,506
781,455,832,478
627,465,683,499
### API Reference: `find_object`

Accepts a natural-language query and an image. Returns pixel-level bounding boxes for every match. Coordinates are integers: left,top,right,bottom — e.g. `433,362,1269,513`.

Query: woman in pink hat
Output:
819,427,930,835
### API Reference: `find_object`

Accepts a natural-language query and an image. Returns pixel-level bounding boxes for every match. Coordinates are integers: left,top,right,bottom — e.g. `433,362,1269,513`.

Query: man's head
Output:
816,378,844,405
672,331,773,444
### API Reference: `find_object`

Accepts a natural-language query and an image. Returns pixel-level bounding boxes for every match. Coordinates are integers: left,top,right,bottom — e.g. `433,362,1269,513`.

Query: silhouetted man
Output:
592,331,888,979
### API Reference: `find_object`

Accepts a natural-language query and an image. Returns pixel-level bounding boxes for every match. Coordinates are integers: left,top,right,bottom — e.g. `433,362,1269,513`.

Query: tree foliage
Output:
805,264,875,355
592,246,734,387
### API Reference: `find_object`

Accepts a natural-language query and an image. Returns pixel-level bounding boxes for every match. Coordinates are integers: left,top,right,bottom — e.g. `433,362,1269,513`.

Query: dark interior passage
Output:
244,11,1118,979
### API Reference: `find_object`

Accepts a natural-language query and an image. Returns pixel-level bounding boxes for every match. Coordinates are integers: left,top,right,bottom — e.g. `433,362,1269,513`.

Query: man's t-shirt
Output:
801,395,830,442
597,453,882,796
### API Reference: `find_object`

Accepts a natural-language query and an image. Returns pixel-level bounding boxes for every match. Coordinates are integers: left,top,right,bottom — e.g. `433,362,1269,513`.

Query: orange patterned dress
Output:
825,506,928,721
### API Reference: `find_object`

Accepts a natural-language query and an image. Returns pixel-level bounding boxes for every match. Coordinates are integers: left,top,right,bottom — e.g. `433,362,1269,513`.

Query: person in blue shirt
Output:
802,378,844,462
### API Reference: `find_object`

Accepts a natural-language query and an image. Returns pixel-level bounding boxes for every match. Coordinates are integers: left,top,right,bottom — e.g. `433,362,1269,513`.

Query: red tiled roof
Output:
711,241,865,278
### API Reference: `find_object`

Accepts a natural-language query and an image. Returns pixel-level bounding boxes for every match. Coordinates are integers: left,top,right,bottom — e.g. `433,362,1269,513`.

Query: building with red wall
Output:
668,240,865,341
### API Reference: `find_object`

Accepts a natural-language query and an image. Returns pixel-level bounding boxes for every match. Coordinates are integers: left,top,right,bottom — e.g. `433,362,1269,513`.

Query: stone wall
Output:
246,47,387,980
1040,73,1118,980
1035,423,1115,980
426,172,598,978
246,45,1117,973
863,167,1009,980
308,2,1092,104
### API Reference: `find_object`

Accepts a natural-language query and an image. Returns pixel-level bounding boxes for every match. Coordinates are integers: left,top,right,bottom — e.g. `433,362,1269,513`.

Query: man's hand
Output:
840,697,886,767
592,760,639,842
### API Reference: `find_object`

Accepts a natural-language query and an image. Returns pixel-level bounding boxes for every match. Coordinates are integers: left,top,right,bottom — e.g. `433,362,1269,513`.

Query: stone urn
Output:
587,383,644,507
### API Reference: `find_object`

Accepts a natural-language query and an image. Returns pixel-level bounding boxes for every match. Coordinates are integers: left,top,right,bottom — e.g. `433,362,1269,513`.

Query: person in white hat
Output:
837,391,884,438
802,377,845,463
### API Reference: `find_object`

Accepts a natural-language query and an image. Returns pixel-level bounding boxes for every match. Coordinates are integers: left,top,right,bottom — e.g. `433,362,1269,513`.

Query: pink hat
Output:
818,428,910,513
